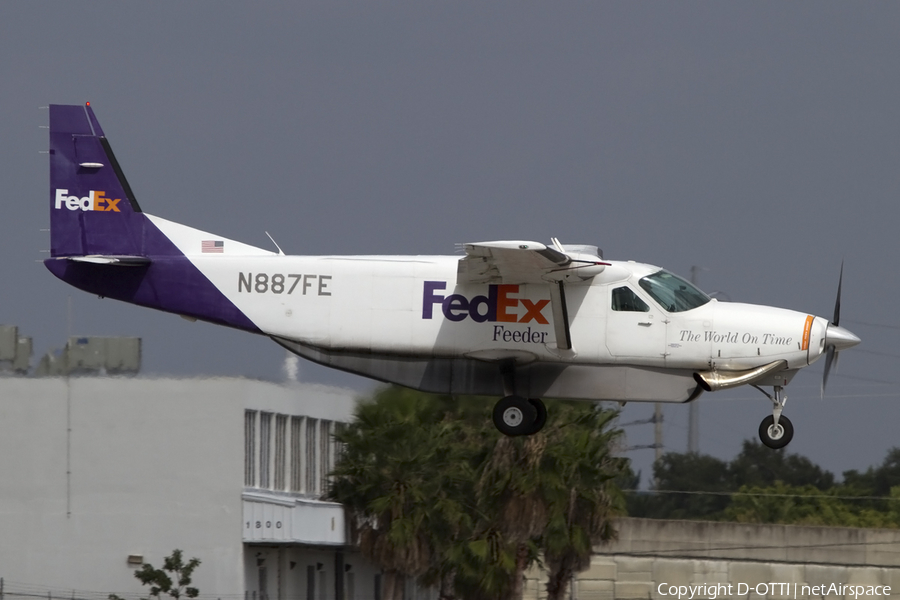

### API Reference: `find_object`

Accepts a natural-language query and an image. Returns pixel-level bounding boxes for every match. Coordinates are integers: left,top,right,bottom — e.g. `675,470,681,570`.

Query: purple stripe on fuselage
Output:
43,215,260,334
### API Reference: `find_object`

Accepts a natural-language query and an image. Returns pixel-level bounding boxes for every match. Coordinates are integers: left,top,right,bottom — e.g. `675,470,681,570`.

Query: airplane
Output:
44,103,861,449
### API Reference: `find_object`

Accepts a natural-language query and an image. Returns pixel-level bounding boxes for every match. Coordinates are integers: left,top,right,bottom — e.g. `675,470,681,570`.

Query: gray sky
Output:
2,2,898,483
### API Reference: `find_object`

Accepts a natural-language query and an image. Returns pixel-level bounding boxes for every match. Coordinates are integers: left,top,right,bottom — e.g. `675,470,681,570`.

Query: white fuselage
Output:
151,216,827,403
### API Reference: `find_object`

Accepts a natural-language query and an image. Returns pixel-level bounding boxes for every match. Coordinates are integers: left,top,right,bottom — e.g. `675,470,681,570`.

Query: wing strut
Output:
549,281,572,350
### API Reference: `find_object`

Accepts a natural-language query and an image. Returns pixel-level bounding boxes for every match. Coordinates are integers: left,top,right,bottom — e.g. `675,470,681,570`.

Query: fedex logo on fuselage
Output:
422,281,549,324
54,189,121,212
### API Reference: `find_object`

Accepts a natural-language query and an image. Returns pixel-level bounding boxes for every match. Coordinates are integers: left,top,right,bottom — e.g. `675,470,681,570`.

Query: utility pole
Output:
654,403,663,461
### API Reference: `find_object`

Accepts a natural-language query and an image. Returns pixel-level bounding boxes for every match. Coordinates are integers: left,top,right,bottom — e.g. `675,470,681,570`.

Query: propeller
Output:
821,261,860,395
822,263,842,393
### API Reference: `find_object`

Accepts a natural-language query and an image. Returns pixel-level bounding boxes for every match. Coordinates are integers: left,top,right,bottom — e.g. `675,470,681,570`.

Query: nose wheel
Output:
759,414,793,449
492,396,547,436
753,385,794,449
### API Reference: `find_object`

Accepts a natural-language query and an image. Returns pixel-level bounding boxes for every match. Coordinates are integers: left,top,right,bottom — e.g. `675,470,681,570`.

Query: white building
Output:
0,376,385,600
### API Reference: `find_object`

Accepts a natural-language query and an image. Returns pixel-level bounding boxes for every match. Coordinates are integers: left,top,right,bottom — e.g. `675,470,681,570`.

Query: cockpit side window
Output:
638,270,711,313
611,286,650,312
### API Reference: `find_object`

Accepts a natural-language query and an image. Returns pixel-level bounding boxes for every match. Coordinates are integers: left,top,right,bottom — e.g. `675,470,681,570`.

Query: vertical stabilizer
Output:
49,104,145,257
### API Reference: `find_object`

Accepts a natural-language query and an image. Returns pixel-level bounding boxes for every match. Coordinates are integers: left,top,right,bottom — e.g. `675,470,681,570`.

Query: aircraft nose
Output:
824,324,861,351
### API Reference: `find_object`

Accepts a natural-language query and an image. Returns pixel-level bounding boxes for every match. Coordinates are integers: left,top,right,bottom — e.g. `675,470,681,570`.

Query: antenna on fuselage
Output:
265,231,285,256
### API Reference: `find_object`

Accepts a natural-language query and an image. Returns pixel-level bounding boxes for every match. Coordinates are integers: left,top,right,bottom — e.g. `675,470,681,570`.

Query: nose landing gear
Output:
753,385,794,449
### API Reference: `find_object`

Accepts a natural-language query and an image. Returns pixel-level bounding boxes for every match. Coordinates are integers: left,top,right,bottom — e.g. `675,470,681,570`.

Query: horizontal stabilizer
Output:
61,255,151,267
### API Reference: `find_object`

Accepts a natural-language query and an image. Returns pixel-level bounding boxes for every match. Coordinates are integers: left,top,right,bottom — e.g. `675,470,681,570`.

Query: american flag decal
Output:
201,240,224,253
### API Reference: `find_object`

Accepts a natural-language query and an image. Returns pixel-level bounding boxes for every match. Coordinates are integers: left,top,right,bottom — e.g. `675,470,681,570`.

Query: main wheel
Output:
528,398,547,435
493,395,537,437
759,414,794,449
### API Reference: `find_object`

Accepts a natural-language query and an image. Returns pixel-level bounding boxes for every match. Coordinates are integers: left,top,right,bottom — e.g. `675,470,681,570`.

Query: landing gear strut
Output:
493,360,547,436
753,385,794,449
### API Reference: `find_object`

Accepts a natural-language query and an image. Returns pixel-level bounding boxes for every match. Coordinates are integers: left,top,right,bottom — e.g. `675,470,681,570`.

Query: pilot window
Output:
638,270,711,313
611,287,649,312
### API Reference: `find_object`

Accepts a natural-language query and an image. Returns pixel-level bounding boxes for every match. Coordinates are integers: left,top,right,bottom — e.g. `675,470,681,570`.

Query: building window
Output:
274,414,287,490
246,410,345,496
306,418,318,495
346,571,355,600
258,566,268,600
334,422,346,460
259,412,272,489
244,411,257,487
318,569,328,600
319,420,332,495
291,416,304,492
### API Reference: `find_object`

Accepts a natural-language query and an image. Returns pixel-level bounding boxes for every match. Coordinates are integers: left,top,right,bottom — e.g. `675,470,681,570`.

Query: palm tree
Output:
537,405,626,600
471,434,549,600
470,402,626,600
330,388,627,600
329,387,467,600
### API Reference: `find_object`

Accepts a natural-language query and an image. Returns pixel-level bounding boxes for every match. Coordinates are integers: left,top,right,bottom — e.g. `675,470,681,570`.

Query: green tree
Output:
109,549,201,600
442,401,626,600
468,434,548,600
330,387,627,600
634,452,730,520
723,482,900,528
329,387,470,600
632,440,838,521
728,440,834,490
538,405,626,600
843,447,900,496
628,441,900,528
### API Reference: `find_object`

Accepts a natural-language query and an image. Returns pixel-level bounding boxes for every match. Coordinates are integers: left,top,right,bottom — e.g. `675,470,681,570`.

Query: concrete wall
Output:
524,518,900,600
603,518,900,567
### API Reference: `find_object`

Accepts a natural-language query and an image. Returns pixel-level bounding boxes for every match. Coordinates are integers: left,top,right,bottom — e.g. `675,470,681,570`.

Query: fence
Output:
0,580,236,600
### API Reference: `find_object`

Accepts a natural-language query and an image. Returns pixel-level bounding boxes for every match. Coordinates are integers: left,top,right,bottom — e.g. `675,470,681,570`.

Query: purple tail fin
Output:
49,104,145,257
45,104,261,334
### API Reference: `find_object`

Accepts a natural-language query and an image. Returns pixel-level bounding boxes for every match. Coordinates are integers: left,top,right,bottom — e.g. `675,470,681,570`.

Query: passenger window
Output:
611,287,649,312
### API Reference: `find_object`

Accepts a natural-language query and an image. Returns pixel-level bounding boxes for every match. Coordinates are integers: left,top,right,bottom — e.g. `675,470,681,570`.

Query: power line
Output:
623,488,900,502
844,319,900,330
600,536,900,559
856,348,900,359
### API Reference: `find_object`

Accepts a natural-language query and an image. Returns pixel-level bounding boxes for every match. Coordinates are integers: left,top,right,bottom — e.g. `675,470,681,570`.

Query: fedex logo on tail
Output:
423,281,549,324
54,189,121,212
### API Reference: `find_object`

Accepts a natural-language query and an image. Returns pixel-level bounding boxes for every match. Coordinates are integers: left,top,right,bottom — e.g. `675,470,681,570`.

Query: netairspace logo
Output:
657,583,891,600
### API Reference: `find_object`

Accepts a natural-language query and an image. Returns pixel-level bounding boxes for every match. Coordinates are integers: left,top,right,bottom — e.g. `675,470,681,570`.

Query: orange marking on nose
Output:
801,315,814,351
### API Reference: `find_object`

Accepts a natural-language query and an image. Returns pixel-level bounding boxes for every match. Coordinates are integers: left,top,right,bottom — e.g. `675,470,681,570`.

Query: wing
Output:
458,239,609,351
457,240,569,285
458,239,608,285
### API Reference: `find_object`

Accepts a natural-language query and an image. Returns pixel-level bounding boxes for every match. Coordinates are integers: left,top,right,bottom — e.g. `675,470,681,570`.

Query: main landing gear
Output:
492,360,548,437
753,384,793,449
492,396,547,436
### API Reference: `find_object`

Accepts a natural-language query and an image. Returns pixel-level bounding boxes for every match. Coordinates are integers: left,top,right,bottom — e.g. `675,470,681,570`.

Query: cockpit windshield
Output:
638,270,711,313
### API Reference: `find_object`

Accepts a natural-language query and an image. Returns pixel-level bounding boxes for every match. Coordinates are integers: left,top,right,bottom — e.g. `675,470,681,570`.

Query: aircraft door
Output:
605,285,667,363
